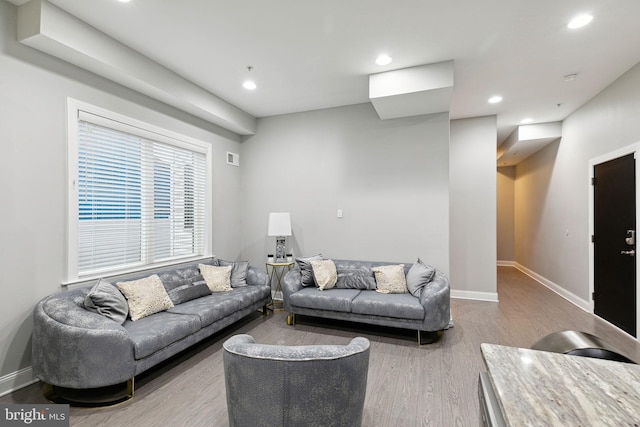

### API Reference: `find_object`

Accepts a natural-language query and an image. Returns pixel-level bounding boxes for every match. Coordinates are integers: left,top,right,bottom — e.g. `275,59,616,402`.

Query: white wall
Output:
0,1,243,393
515,59,640,306
239,104,451,274
450,117,498,299
0,0,506,395
497,166,515,263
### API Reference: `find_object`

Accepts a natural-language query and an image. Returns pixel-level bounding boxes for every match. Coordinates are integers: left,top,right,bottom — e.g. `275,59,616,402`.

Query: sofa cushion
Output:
295,254,323,287
84,278,129,324
351,291,424,320
168,286,270,327
289,288,360,313
199,264,233,292
311,259,338,290
406,258,436,298
124,311,201,359
372,264,408,294
117,275,174,321
217,259,250,287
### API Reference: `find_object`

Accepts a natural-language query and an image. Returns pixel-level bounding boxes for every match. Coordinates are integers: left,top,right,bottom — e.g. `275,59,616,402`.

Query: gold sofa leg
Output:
286,313,296,326
127,377,134,399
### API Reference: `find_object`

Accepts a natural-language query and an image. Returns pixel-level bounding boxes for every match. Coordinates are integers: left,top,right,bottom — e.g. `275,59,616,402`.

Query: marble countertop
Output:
481,343,640,426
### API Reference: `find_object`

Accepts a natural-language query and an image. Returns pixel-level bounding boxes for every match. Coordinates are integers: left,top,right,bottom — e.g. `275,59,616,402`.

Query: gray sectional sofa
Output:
32,257,270,402
282,258,451,344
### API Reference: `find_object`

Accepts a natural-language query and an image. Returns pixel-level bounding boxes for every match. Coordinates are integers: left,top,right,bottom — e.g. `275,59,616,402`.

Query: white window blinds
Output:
76,113,207,277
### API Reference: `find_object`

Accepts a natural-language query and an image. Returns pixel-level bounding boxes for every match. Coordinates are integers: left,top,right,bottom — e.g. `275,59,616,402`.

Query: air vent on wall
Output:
227,152,240,167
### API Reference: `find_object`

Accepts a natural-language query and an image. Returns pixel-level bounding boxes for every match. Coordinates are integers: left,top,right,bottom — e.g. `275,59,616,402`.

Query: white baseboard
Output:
0,366,38,398
451,261,589,309
513,263,591,312
451,289,499,302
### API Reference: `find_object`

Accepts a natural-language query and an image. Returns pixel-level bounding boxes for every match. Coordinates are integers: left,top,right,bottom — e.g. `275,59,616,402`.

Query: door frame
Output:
588,142,640,338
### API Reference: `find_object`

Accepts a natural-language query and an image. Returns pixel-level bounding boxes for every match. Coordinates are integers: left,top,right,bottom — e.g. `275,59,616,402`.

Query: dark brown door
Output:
593,153,636,336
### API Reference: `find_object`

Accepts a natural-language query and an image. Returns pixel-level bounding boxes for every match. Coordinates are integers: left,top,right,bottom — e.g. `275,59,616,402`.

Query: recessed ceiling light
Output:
117,0,131,3
568,14,593,29
375,54,392,66
488,95,503,104
520,118,534,124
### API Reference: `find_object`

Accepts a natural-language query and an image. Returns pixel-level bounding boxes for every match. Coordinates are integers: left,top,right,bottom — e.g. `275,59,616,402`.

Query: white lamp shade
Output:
267,212,292,236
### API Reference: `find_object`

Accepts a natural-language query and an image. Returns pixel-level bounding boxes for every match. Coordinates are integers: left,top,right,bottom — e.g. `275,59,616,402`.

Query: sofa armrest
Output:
32,292,136,389
419,270,451,331
246,265,269,287
282,268,303,312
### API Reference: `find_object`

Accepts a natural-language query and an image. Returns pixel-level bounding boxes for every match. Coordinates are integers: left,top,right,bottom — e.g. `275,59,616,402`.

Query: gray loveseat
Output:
32,257,270,402
282,259,451,344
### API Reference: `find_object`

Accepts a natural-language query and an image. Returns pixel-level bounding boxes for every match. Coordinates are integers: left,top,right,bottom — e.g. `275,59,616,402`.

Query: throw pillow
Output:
162,276,211,305
116,274,174,321
406,258,436,298
372,264,408,294
199,264,233,292
311,259,338,290
84,278,129,324
335,271,377,290
217,259,249,287
295,254,323,287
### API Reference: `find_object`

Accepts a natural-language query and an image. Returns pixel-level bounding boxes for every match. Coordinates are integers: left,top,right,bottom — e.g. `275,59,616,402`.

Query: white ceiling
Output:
7,0,640,144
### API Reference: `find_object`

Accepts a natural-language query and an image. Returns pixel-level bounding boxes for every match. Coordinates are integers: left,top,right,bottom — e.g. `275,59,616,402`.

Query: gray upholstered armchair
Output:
223,334,370,427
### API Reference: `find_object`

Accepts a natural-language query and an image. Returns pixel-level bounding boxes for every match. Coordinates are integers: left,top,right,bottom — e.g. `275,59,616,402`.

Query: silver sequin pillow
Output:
116,274,174,321
199,264,233,292
372,264,408,294
311,259,338,290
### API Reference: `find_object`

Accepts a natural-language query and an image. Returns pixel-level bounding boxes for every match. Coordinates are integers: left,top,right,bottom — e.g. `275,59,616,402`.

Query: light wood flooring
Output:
3,266,640,426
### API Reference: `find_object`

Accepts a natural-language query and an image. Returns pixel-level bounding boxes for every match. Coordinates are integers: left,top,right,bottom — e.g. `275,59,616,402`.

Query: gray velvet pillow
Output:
406,258,436,297
217,259,249,287
84,278,129,324
163,276,211,304
295,254,323,287
335,270,377,290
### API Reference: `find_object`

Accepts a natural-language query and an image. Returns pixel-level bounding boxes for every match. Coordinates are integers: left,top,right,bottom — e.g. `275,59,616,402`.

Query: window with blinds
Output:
69,103,210,279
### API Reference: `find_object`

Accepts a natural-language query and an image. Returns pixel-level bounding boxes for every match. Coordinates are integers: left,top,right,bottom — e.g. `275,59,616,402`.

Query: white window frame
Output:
66,98,212,283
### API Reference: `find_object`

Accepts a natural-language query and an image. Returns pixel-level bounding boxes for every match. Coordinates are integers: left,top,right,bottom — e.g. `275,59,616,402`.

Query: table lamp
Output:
267,212,291,262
